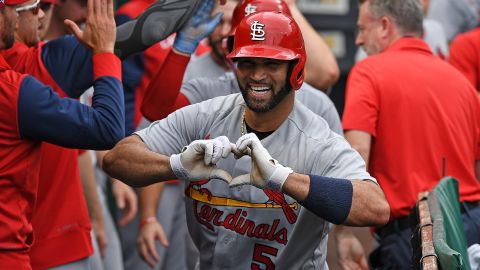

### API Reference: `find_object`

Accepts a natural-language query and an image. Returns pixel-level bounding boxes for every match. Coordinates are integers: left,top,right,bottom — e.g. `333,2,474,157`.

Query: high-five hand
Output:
170,136,233,183
173,0,223,55
230,133,293,191
64,0,116,54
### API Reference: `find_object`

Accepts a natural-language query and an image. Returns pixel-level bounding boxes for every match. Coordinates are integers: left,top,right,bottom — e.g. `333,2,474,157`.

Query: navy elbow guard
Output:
299,175,353,224
115,0,201,59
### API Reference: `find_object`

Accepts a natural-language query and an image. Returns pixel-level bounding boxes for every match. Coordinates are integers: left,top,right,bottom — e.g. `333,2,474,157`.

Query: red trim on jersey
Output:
141,50,192,121
93,53,121,81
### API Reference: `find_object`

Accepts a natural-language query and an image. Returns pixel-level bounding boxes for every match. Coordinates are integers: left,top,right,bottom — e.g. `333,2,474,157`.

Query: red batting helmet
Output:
227,11,306,90
230,0,291,36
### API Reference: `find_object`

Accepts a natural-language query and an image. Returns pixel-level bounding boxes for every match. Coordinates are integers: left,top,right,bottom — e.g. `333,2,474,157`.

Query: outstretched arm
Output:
231,133,389,227
103,135,233,187
103,136,175,186
282,173,389,226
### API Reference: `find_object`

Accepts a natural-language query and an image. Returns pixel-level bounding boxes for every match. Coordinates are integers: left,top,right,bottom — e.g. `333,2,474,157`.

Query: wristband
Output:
169,154,189,180
140,216,158,228
299,175,353,224
267,165,293,191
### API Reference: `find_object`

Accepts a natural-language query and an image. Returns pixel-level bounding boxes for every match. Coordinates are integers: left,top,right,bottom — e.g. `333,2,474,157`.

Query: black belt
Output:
376,216,412,240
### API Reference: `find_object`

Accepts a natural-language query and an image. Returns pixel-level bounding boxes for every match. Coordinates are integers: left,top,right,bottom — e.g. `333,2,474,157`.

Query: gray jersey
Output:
181,72,343,135
183,52,227,83
135,94,375,270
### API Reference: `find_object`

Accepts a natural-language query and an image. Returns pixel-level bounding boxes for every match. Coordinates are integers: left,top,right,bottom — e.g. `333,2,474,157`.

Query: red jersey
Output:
2,42,93,269
0,56,37,270
449,27,480,92
343,38,480,219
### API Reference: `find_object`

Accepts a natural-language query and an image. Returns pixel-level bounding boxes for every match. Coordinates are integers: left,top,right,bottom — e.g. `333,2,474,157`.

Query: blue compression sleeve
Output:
299,175,353,225
41,36,93,98
18,75,125,150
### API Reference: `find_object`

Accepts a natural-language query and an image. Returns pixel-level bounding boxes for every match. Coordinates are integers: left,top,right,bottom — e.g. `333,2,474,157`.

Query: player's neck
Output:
244,92,294,132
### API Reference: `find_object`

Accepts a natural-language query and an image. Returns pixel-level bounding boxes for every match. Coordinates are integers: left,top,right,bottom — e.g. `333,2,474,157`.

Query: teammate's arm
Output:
137,183,169,267
344,130,372,167
141,0,221,121
18,0,124,149
286,0,340,90
78,151,108,257
141,49,192,121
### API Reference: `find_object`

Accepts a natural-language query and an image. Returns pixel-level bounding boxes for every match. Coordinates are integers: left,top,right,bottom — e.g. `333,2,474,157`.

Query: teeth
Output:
250,86,270,91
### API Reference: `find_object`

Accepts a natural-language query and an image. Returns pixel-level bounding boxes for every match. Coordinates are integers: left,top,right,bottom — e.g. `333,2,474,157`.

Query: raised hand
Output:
173,0,223,55
64,0,116,54
170,136,233,183
230,133,293,191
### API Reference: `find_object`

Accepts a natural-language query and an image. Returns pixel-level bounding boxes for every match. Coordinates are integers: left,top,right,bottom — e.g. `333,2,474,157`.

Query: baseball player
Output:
0,0,124,268
104,11,389,269
136,0,343,268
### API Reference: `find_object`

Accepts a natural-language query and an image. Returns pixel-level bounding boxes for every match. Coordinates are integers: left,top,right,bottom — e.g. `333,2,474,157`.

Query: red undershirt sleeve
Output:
141,50,192,121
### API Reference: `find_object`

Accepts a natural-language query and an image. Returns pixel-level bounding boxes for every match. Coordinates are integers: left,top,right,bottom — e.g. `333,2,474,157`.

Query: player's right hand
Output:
173,0,223,55
137,220,169,268
65,0,116,54
230,133,293,191
170,136,233,183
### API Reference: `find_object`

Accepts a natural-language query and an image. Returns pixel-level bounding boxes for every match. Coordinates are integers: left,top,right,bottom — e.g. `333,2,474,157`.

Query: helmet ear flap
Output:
289,58,305,90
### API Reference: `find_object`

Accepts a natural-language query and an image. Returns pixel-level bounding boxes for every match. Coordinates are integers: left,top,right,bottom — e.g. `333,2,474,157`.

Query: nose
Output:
355,32,363,47
250,65,267,82
38,6,45,19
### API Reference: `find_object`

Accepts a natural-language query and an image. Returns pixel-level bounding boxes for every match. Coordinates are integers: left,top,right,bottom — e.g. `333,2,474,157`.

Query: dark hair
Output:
359,0,423,37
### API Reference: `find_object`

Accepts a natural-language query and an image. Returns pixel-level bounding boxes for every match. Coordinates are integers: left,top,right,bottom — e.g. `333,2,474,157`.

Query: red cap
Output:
0,0,31,8
40,0,57,4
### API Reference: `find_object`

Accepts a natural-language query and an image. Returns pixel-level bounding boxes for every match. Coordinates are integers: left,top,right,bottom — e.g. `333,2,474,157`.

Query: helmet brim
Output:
227,45,300,61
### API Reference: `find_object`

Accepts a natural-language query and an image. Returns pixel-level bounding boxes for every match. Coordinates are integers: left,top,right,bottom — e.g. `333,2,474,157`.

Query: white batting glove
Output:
170,136,233,183
230,133,293,191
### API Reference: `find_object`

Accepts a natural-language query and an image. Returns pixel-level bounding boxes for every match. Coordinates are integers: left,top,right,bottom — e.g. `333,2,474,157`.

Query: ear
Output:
379,16,392,40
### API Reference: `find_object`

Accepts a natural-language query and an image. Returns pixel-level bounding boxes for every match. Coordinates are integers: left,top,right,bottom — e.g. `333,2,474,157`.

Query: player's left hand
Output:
230,133,293,191
111,179,138,226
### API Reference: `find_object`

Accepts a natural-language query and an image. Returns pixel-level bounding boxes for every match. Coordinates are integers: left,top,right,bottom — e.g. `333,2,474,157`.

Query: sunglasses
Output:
16,0,40,15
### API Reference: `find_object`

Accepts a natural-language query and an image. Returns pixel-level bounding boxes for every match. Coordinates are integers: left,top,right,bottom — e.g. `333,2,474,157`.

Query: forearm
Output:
102,135,176,187
282,174,389,226
141,49,192,121
78,151,103,220
288,4,339,90
139,183,165,218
